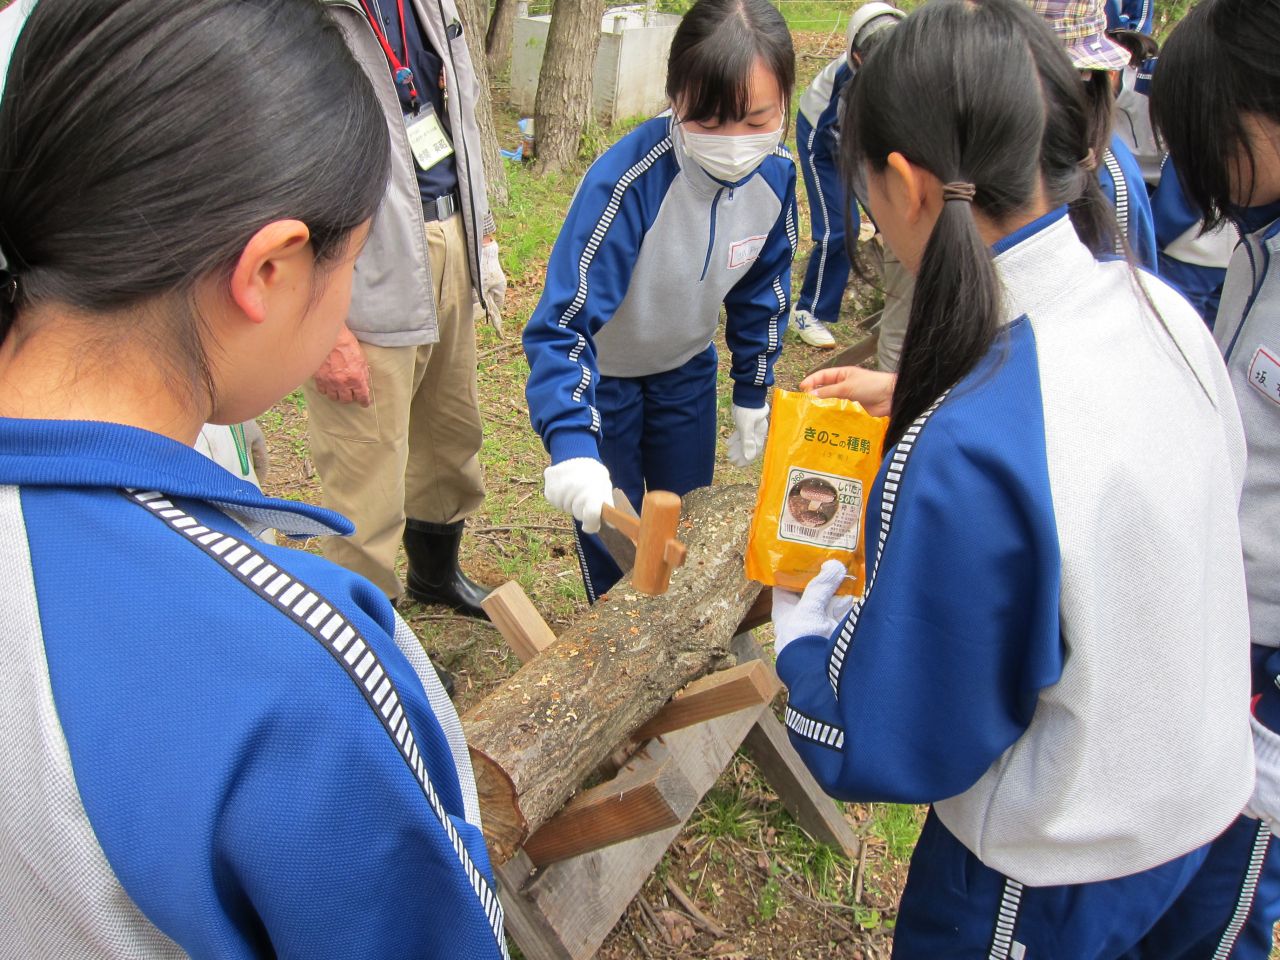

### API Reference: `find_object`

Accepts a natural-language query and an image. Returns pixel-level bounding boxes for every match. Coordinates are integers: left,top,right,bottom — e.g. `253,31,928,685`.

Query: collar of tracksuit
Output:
0,417,352,538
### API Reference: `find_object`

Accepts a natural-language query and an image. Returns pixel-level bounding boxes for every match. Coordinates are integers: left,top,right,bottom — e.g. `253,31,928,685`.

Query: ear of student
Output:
228,220,313,325
885,152,940,225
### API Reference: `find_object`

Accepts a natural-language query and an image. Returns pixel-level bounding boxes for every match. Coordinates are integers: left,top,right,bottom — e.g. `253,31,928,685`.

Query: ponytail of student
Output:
0,0,391,399
1151,0,1280,228
846,0,1098,447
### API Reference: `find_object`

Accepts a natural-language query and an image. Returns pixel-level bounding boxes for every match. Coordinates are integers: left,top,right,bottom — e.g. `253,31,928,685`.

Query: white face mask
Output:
680,120,784,183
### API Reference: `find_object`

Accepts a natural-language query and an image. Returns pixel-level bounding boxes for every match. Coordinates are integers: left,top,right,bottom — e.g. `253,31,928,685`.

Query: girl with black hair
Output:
1122,2,1280,956
0,0,506,955
771,0,1253,954
522,0,797,601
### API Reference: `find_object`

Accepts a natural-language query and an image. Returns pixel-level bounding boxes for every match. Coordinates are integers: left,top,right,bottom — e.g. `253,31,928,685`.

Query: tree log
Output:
462,483,763,863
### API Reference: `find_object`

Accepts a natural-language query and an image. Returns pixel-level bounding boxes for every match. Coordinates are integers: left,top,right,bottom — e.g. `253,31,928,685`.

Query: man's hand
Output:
312,326,371,407
800,366,896,417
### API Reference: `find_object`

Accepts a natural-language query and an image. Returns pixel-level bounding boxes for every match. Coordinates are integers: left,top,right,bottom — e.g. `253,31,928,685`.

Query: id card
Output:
406,106,454,172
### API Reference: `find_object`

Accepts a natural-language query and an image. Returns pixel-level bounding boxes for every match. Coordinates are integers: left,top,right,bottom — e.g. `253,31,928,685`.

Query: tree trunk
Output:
531,0,606,175
454,0,510,207
485,0,516,80
462,484,764,863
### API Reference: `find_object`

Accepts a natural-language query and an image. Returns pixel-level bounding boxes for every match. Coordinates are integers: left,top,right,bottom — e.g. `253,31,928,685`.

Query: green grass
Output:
495,164,576,283
868,803,924,863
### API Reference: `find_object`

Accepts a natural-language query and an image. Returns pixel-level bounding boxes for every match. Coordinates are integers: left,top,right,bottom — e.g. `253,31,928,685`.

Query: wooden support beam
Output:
522,741,694,867
631,660,780,741
480,580,557,663
741,709,860,859
495,700,768,960
496,632,858,960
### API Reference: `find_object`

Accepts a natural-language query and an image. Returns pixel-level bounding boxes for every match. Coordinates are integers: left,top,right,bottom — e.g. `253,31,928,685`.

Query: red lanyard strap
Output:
358,0,421,108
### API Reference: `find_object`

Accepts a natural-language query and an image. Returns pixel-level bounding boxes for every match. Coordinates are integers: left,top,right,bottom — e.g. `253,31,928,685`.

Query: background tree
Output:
454,0,510,205
532,0,606,174
485,0,516,80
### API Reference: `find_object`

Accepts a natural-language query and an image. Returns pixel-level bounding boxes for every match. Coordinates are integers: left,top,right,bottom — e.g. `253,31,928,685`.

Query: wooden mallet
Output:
600,490,688,595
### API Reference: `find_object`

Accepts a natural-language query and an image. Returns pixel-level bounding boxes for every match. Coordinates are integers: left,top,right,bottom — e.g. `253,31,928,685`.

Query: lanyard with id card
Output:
406,104,454,172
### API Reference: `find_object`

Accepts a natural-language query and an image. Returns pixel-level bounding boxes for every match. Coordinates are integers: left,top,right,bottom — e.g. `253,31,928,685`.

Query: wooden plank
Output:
741,709,860,858
497,702,768,960
480,580,557,663
632,660,780,741
522,740,693,867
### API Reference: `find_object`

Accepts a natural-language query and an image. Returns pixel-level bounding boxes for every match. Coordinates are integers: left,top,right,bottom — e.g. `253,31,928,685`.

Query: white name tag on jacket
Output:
406,106,454,172
1248,345,1280,406
728,234,767,270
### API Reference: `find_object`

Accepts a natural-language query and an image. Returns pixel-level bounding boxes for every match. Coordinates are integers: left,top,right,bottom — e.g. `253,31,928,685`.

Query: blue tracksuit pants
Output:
1119,817,1280,958
573,345,718,601
892,810,1211,959
795,112,854,324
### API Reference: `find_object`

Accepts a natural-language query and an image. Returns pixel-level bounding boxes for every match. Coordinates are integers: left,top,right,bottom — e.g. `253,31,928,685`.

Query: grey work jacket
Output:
325,0,493,347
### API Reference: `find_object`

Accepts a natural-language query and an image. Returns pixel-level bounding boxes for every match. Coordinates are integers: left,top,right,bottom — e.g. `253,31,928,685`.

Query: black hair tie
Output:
942,181,977,203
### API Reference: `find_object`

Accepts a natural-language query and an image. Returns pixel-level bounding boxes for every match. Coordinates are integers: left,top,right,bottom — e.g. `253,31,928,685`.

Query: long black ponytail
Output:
843,0,1114,447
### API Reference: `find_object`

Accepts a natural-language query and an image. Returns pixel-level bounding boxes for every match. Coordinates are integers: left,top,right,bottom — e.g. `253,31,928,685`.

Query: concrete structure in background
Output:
511,5,680,123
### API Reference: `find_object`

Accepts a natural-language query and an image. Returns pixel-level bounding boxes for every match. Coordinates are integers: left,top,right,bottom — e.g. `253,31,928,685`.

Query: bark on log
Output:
462,483,763,863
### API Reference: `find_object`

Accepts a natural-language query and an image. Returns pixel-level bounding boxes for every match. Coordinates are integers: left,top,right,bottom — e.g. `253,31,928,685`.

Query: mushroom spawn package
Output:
745,388,888,597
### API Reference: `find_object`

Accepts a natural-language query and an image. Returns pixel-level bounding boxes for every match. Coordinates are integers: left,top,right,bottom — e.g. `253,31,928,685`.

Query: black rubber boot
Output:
403,518,492,620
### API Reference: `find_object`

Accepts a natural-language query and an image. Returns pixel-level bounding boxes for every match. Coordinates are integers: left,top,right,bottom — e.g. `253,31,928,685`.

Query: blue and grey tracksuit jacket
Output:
1114,57,1235,323
522,115,797,464
1105,0,1154,33
1227,202,1280,727
0,420,506,959
778,208,1253,889
1100,133,1158,272
1151,157,1237,325
794,57,856,322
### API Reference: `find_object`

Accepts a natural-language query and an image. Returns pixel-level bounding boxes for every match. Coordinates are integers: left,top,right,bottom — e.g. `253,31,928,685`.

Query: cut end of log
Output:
469,745,528,864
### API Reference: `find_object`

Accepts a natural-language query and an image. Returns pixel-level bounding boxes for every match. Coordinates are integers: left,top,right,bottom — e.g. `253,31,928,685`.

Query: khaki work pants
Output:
869,239,916,374
304,213,485,599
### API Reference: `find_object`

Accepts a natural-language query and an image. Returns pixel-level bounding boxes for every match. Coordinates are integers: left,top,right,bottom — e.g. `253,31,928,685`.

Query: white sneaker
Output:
793,309,836,348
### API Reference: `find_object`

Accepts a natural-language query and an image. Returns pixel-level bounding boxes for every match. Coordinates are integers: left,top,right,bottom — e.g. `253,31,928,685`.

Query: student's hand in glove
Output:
543,458,614,534
727,403,769,467
480,238,507,322
1246,714,1280,833
771,559,853,655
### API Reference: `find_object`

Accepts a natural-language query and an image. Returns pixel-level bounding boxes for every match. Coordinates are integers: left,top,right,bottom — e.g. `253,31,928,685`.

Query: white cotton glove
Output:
543,458,614,534
480,238,507,321
1246,714,1280,832
771,559,854,655
727,403,770,467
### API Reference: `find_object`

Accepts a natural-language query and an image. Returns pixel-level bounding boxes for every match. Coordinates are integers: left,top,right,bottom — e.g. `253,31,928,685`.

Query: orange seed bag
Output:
745,388,888,597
